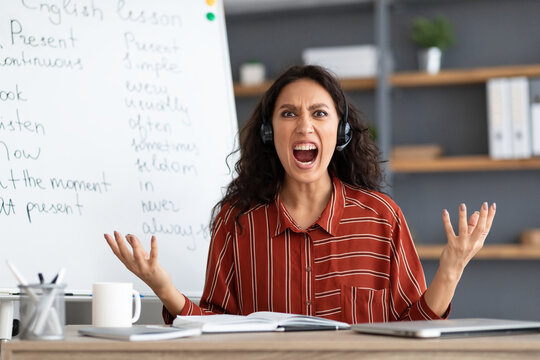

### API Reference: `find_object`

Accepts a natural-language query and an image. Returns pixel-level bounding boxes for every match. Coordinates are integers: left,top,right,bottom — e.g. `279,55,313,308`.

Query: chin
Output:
286,166,329,185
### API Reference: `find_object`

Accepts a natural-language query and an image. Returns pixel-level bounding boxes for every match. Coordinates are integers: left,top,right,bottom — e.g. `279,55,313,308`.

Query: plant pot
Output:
417,47,442,74
239,62,266,85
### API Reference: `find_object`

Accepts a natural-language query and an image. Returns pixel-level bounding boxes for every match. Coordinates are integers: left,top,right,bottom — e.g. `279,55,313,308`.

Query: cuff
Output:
418,293,451,320
161,297,200,324
178,296,199,315
162,305,176,325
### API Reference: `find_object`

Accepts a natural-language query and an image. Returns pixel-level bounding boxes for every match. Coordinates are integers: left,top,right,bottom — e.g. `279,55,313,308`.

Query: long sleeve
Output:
389,207,450,321
162,203,239,323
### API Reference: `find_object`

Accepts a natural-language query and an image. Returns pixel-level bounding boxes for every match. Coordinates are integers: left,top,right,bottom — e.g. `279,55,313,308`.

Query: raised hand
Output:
424,202,497,316
104,231,173,294
440,202,497,278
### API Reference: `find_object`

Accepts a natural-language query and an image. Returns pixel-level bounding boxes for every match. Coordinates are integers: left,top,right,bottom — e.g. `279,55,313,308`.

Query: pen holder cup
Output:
18,283,66,340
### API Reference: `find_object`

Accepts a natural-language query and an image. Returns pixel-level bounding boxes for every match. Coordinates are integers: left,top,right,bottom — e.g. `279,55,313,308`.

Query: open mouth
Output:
293,143,318,165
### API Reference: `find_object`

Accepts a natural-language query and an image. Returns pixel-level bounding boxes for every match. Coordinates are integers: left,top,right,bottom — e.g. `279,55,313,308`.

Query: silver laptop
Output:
351,318,540,338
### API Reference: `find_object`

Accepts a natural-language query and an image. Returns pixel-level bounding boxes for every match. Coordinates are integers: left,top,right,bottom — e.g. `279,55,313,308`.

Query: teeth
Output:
293,143,317,151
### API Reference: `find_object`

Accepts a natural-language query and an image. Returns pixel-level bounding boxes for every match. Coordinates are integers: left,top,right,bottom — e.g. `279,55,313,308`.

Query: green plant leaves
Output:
410,15,455,50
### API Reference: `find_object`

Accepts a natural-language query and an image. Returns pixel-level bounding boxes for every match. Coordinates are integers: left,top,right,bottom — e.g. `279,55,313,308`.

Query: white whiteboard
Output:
0,0,238,297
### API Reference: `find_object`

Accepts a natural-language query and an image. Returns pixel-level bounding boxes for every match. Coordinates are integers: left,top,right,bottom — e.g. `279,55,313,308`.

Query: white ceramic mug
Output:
92,282,141,327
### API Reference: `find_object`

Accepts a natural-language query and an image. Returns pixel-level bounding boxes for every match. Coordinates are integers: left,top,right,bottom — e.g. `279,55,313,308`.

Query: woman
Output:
105,65,496,324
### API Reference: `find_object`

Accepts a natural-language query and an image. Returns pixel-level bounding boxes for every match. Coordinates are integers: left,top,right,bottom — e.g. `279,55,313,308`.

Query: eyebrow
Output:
277,103,331,111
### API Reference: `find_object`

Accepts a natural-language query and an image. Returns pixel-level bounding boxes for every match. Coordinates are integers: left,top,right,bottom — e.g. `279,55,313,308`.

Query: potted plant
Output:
410,15,455,74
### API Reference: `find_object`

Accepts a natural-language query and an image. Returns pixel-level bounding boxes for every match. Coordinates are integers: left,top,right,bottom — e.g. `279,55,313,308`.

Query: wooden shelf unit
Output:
416,244,540,260
233,64,540,97
233,80,274,97
391,64,540,88
391,155,540,173
233,77,377,97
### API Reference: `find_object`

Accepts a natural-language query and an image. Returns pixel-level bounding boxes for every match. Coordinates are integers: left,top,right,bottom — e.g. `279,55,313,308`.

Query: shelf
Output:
337,77,377,91
233,80,274,97
391,64,540,88
233,64,540,97
233,77,377,96
391,155,540,173
416,244,540,260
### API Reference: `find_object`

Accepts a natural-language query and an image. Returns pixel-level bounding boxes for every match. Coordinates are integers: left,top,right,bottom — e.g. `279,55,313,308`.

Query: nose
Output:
295,112,314,135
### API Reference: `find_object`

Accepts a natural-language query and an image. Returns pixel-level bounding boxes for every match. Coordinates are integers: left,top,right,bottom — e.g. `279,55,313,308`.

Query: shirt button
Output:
306,300,312,306
306,266,311,272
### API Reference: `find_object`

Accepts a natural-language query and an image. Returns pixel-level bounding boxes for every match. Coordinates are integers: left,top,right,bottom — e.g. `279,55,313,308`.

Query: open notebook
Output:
173,311,351,333
352,318,540,338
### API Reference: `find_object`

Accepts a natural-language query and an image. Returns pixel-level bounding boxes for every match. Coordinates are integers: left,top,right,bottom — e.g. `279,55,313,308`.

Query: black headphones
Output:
260,96,352,152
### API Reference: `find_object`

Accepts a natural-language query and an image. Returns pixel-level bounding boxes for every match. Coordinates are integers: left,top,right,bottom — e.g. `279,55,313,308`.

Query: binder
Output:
509,77,532,158
529,77,540,156
486,78,513,159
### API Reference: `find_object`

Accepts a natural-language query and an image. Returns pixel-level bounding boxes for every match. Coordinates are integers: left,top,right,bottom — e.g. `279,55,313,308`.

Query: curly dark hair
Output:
212,65,383,226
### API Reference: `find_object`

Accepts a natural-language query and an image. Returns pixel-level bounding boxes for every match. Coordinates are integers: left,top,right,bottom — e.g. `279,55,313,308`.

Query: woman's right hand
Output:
104,231,173,294
104,231,187,316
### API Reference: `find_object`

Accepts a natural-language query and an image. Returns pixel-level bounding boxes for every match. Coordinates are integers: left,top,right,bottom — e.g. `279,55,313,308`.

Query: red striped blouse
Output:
163,175,448,324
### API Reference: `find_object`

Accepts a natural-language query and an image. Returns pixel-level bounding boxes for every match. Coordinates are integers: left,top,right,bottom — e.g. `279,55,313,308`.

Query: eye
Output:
281,110,296,117
313,110,327,117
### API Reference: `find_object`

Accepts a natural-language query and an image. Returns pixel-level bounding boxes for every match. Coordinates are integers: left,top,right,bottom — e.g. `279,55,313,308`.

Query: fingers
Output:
467,211,480,235
114,231,134,261
104,233,121,258
477,202,496,236
443,201,496,240
458,203,468,237
470,202,497,239
149,236,159,266
442,209,456,240
128,234,148,263
485,203,497,233
105,231,158,264
474,202,489,236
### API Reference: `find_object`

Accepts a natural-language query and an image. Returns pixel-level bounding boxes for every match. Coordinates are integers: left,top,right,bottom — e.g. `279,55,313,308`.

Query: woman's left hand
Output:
440,202,496,279
424,202,496,316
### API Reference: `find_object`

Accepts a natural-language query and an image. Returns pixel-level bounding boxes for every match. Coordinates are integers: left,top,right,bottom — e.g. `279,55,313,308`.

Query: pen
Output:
32,267,66,335
6,261,43,334
6,261,38,302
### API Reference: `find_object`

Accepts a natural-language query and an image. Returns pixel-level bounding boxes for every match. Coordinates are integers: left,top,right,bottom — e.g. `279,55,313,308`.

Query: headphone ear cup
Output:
260,121,273,145
336,120,352,152
336,96,351,151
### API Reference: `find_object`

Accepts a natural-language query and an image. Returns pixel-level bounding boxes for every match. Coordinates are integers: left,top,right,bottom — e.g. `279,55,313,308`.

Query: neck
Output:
279,172,333,229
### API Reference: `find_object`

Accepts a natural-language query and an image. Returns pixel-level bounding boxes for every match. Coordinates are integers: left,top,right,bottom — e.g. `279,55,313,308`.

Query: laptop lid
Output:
351,318,540,338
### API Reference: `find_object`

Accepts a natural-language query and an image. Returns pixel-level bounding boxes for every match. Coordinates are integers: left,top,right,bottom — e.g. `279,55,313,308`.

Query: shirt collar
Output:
273,174,344,237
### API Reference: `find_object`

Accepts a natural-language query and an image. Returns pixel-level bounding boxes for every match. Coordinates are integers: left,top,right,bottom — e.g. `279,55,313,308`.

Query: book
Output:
509,77,532,158
531,103,540,156
78,325,201,341
486,78,513,159
172,311,351,333
529,77,540,156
